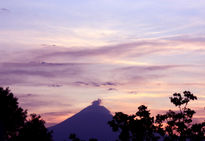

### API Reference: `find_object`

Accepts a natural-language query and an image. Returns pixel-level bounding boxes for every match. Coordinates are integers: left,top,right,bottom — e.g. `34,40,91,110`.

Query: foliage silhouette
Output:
155,91,205,141
109,91,204,141
108,105,159,141
15,114,53,141
1,87,204,141
69,133,82,141
88,139,98,141
69,133,98,141
0,87,53,141
0,87,27,141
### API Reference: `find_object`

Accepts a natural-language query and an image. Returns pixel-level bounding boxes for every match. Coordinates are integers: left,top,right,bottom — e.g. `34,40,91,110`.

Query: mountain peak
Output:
49,99,118,141
80,99,111,116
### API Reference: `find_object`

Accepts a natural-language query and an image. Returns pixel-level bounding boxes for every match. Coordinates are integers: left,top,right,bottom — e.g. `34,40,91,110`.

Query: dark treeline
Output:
0,87,52,141
108,91,205,141
0,87,204,141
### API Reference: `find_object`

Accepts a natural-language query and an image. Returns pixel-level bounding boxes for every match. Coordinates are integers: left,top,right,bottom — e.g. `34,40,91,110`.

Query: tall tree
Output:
0,87,53,141
108,105,158,141
0,87,27,141
155,91,205,141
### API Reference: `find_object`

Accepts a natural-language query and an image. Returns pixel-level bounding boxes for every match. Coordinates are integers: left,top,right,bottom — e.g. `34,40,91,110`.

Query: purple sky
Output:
0,0,205,126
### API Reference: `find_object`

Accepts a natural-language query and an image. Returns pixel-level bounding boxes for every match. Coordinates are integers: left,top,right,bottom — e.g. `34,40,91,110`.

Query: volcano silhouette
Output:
49,99,118,141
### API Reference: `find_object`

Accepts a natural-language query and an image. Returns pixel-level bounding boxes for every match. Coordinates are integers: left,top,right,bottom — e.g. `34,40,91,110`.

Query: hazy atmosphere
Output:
1,0,205,127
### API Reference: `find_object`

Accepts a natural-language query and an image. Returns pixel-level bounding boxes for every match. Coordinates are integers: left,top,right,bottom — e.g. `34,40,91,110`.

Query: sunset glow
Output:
1,0,205,126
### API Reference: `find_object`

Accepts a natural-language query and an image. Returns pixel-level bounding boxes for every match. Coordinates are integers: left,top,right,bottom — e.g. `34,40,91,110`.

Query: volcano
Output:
49,99,118,141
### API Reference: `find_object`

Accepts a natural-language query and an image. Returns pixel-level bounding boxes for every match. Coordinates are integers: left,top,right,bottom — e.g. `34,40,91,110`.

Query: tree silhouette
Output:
15,114,53,141
69,133,98,141
69,133,82,141
1,87,204,141
0,87,27,141
189,122,205,141
0,87,53,141
155,91,205,141
109,91,204,141
108,105,158,141
88,139,98,141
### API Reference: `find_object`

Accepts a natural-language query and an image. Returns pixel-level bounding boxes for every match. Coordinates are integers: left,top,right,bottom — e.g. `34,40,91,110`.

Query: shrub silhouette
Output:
69,133,82,141
0,87,53,141
69,133,98,141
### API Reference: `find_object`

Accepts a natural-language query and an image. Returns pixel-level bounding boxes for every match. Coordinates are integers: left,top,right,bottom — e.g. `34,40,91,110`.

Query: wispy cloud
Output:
166,36,205,44
16,92,73,115
117,65,182,72
41,110,72,117
32,41,169,62
0,8,10,13
2,37,205,64
0,40,166,63
111,65,184,84
19,97,71,109
0,62,85,86
73,81,118,88
107,88,117,91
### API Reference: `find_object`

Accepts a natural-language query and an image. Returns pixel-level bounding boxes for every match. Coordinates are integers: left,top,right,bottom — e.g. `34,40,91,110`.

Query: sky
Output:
0,0,205,126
